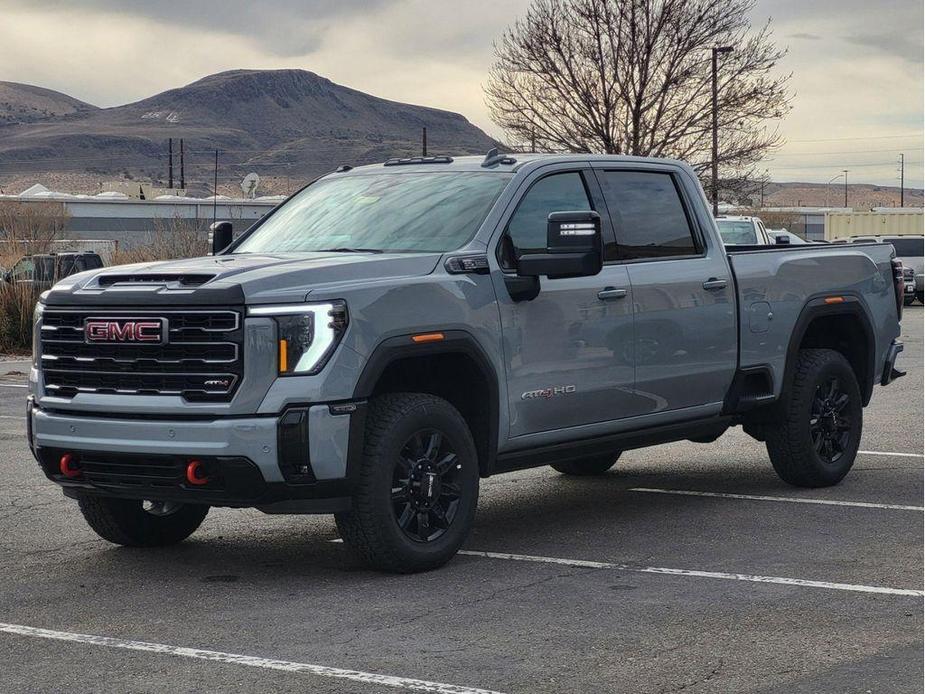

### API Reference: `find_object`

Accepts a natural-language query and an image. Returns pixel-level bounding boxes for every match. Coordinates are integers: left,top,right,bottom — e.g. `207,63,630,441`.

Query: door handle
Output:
702,278,728,291
597,287,627,301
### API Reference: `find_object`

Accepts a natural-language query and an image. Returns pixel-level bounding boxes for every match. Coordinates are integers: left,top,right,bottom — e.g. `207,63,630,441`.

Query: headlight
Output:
248,301,348,375
32,302,44,367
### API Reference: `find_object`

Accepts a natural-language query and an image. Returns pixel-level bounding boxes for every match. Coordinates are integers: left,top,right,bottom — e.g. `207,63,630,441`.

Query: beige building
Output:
825,209,924,240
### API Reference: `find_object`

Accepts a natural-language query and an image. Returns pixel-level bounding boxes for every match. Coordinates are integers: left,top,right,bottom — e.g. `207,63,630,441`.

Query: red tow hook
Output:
59,453,81,479
185,459,209,486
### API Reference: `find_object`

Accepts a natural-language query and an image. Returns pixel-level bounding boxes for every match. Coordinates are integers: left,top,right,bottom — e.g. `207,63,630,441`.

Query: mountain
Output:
761,181,923,209
0,81,98,125
0,69,498,186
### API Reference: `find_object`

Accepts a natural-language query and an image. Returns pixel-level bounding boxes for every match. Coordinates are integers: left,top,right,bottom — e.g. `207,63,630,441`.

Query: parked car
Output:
3,252,104,288
834,235,924,305
715,215,791,246
28,152,905,573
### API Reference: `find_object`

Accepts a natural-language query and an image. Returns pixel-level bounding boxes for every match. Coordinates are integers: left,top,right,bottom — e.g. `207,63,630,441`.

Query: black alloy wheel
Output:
391,429,462,543
810,376,853,464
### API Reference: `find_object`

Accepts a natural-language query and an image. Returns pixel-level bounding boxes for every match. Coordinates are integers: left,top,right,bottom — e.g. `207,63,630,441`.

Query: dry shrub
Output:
111,217,208,265
0,282,40,354
0,200,69,263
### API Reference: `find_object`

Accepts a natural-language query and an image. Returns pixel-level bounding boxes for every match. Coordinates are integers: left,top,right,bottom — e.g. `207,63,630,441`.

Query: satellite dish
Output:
240,172,260,199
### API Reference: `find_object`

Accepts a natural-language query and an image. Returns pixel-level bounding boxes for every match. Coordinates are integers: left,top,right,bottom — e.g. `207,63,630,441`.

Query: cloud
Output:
844,31,923,64
0,0,920,185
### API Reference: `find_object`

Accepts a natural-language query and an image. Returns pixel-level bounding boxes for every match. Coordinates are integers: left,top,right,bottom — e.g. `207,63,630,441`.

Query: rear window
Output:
889,237,924,257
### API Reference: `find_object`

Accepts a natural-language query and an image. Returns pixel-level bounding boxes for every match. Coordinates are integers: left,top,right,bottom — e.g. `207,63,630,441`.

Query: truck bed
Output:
727,242,900,398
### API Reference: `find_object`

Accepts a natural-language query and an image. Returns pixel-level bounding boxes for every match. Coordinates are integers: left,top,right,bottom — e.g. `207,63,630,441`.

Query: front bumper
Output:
28,402,362,513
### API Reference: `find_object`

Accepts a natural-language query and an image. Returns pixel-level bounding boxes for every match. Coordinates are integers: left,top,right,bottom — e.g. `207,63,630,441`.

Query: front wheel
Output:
335,393,479,573
904,296,915,306
765,349,862,487
77,496,209,546
551,453,621,476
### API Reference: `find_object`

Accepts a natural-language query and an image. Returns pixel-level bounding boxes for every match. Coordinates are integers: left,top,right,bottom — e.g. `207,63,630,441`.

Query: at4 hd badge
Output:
521,385,577,400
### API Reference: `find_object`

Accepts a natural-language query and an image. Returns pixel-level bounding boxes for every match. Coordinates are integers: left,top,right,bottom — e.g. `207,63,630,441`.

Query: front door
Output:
491,167,636,438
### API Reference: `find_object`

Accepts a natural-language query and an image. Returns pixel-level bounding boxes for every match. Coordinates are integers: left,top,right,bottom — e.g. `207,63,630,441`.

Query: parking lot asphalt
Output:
0,309,921,694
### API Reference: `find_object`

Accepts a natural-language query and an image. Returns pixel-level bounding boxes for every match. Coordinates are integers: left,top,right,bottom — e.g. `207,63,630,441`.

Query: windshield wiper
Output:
315,247,385,254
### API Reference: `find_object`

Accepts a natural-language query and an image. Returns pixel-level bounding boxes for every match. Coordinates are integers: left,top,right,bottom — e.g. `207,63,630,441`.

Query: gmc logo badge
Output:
85,318,165,344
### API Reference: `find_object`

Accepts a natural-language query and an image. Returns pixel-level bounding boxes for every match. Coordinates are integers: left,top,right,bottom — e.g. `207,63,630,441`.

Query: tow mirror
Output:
517,211,603,279
774,234,791,245
209,221,233,255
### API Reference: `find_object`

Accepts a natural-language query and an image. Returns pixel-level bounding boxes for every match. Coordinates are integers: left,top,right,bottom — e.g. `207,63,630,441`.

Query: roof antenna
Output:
481,148,517,168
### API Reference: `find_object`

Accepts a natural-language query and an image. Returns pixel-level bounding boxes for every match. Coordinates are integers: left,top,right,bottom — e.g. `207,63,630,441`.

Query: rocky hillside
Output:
0,69,498,186
0,81,98,125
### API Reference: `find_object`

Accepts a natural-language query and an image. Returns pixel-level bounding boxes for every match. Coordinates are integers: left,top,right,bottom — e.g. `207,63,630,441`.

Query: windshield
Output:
889,237,924,257
716,220,758,245
234,172,511,254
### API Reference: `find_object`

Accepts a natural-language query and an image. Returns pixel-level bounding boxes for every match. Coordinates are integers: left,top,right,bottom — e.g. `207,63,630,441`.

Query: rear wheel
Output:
335,393,479,573
77,495,209,546
766,349,862,487
551,453,621,476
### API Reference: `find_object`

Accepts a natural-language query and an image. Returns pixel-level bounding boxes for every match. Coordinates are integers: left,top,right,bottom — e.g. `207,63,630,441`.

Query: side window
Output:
504,172,592,264
598,171,699,260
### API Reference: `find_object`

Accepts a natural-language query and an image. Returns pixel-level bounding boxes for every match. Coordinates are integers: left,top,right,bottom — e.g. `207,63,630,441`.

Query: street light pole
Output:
843,169,849,208
711,46,734,217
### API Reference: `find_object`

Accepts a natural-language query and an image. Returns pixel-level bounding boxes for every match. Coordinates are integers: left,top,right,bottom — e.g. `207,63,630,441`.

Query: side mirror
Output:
209,221,234,255
517,211,603,279
774,234,790,245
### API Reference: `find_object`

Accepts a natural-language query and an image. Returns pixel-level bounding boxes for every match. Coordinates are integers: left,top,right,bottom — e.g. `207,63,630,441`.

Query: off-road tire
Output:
77,495,209,546
335,393,479,573
766,349,862,487
904,296,915,306
551,453,621,476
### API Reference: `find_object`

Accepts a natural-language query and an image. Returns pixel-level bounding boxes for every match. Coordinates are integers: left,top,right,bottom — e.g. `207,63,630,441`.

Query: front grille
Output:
40,308,243,401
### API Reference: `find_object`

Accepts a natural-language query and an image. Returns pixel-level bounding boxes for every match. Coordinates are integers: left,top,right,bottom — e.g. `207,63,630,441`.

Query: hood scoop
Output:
97,273,216,287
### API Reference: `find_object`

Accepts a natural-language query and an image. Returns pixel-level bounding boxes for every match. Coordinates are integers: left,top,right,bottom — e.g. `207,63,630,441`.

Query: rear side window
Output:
889,237,923,257
598,171,699,260
505,172,592,257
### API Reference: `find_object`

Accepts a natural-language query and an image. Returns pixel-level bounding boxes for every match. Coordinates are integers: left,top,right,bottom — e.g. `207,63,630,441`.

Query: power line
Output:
787,133,923,143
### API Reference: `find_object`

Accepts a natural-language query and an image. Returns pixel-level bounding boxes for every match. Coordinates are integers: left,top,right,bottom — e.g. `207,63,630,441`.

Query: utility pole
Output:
422,127,427,157
179,139,185,190
168,138,174,189
843,169,849,208
711,45,734,217
213,150,219,226
899,153,904,207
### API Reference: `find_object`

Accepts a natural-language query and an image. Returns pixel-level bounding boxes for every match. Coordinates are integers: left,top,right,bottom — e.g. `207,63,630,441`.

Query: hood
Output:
42,252,443,306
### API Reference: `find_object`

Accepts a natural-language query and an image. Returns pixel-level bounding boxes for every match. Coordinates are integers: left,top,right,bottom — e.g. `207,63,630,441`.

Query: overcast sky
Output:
0,0,921,186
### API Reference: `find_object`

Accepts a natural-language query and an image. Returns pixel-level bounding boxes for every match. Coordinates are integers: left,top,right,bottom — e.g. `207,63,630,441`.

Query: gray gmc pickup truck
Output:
27,152,906,573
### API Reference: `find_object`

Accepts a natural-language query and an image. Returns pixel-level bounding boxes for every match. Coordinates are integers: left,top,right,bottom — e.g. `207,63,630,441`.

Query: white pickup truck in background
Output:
716,215,793,246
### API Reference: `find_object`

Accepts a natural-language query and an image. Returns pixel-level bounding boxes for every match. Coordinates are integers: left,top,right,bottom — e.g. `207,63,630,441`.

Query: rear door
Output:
592,166,737,415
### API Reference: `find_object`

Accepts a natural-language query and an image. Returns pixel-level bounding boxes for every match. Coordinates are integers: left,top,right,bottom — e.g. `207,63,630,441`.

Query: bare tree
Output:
486,0,790,185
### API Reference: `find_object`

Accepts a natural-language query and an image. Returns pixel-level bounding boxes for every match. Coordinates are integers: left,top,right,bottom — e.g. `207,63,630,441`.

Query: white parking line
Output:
859,450,923,458
0,383,27,389
0,622,503,694
458,551,924,597
628,487,924,511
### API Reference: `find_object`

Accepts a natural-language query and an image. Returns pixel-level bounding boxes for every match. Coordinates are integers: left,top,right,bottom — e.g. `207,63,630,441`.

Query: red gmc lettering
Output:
85,320,162,342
